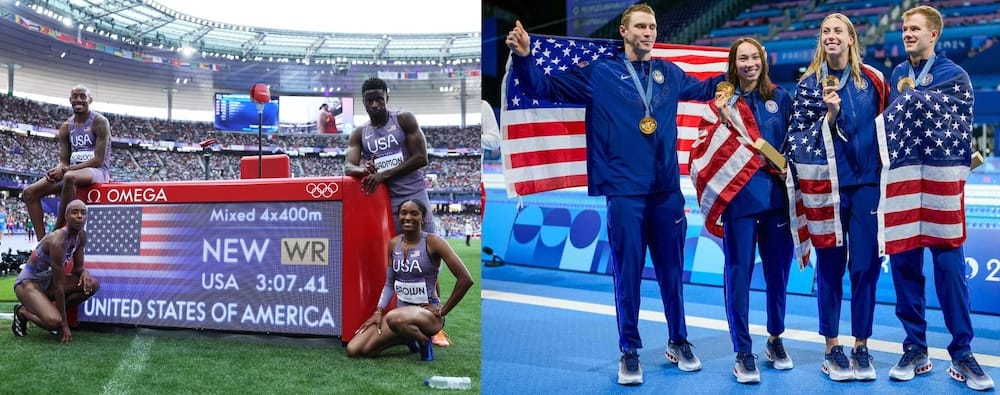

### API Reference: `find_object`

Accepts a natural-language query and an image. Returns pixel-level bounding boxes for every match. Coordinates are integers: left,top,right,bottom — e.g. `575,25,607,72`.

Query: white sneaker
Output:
665,341,702,372
764,337,794,370
851,345,877,381
949,353,994,391
618,350,642,385
734,352,761,384
888,345,932,381
822,345,855,381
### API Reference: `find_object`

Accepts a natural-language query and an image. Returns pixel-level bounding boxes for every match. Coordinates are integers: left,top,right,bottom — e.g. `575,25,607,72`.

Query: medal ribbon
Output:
727,85,747,107
819,62,851,142
623,56,654,122
907,52,936,88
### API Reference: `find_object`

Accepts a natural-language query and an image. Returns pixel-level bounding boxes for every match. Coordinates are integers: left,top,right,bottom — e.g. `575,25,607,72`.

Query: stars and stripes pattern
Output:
689,99,765,238
876,74,974,255
784,79,846,260
783,65,887,262
500,34,728,197
85,205,201,292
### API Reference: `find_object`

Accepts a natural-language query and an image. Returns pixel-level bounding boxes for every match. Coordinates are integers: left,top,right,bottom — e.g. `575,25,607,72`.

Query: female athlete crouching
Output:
346,199,473,360
12,199,99,343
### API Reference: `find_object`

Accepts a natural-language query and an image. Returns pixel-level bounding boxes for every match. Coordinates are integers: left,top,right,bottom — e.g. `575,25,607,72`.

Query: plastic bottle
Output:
424,376,472,390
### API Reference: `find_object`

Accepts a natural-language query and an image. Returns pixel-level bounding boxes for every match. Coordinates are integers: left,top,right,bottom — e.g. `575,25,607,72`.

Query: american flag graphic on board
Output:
876,71,974,255
500,35,728,197
783,65,887,262
85,205,202,293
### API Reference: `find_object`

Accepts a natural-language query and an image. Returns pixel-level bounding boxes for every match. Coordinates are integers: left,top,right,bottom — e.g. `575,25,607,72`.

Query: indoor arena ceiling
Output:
9,0,481,66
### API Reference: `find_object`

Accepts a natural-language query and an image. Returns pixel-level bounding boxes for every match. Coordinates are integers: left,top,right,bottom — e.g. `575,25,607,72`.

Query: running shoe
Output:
888,345,932,381
765,337,794,370
618,350,643,385
11,303,26,337
851,344,877,381
822,345,854,381
419,338,434,362
665,341,702,372
431,329,451,347
734,352,761,384
948,352,994,390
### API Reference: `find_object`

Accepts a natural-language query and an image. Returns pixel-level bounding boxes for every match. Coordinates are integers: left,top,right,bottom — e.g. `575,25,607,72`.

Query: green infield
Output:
0,239,482,394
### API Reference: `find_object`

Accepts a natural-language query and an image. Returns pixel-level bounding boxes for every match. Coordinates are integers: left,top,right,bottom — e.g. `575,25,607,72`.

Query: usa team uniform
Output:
67,111,112,183
511,52,720,353
720,88,794,355
360,112,435,233
795,69,885,342
886,52,975,360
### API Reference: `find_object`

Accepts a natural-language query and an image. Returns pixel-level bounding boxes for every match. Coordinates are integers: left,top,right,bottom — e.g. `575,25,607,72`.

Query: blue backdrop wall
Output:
482,159,1000,315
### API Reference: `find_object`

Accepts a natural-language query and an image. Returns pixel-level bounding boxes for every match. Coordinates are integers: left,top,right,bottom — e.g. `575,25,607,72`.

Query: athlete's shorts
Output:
85,167,111,183
60,167,110,184
14,264,53,290
390,189,435,234
397,297,441,308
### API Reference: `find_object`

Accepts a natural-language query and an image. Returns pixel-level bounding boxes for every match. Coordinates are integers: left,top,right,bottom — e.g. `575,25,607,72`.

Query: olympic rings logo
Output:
305,182,339,199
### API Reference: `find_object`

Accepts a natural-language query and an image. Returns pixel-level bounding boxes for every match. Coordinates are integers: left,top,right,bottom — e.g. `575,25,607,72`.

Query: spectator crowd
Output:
1,94,482,238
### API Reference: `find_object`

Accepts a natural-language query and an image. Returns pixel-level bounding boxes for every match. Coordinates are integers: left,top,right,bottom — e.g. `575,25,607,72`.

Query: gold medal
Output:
639,116,657,135
897,77,915,93
716,81,735,99
823,75,839,89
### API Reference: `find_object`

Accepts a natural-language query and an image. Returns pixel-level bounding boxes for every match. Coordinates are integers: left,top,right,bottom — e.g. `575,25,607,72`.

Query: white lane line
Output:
483,290,1000,368
101,335,154,395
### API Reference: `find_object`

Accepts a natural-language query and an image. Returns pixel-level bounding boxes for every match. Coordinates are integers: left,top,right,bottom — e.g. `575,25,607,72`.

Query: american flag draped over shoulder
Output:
689,100,765,238
500,34,728,197
876,72,974,255
783,65,887,262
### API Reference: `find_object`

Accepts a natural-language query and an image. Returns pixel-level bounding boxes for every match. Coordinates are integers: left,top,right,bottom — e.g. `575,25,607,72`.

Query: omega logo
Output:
86,187,168,203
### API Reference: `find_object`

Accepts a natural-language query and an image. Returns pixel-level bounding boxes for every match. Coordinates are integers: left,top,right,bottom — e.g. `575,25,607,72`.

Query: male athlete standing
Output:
507,4,721,385
883,6,993,390
22,85,111,240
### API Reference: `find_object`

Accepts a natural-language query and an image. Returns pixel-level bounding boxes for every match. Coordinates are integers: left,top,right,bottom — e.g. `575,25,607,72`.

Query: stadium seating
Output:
0,95,481,193
683,0,1000,128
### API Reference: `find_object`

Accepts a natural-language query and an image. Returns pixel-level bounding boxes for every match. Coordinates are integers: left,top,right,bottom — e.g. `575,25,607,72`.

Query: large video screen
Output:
214,93,280,132
79,201,343,336
278,96,354,134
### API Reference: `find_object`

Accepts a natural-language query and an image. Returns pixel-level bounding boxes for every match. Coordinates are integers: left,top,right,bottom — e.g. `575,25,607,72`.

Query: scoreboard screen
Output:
79,201,344,336
214,93,280,132
279,95,355,134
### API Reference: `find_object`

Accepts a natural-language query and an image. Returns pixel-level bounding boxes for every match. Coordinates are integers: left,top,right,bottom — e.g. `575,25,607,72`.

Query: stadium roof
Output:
18,0,481,66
